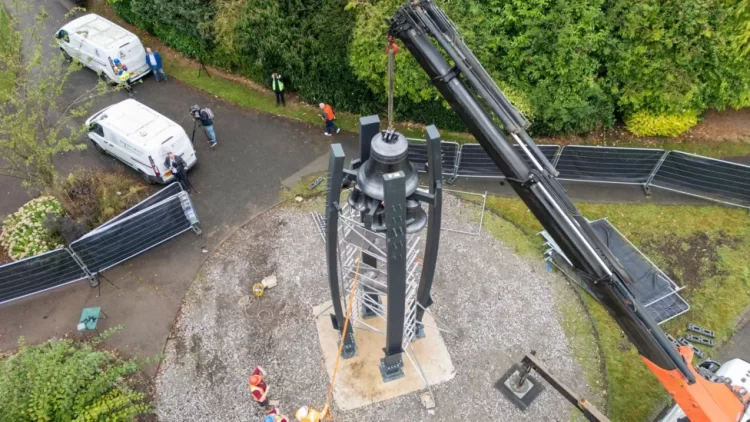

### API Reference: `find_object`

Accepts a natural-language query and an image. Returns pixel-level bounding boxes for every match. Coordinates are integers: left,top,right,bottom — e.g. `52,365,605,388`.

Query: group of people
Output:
116,47,167,96
249,366,329,422
269,73,340,137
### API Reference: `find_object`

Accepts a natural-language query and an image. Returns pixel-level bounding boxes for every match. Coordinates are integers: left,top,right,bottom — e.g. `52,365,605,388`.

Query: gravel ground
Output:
155,194,594,421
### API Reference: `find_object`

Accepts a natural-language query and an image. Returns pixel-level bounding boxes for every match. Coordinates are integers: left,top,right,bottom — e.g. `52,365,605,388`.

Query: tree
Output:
0,328,153,421
0,1,111,188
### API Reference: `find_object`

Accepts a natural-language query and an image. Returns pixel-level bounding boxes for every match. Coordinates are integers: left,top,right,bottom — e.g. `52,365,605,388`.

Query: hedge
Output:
109,0,750,137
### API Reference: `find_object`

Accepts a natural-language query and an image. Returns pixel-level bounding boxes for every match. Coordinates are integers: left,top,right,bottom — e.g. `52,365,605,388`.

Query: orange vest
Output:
323,104,335,121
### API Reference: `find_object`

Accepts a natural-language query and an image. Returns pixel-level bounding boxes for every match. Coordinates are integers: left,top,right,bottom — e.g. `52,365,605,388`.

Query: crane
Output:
387,1,750,420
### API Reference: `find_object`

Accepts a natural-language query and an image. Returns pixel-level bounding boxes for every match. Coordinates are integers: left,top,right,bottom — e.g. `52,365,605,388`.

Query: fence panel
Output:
406,139,459,176
0,249,87,305
456,144,559,177
587,219,689,324
555,146,665,184
649,151,750,208
87,182,183,237
70,194,193,274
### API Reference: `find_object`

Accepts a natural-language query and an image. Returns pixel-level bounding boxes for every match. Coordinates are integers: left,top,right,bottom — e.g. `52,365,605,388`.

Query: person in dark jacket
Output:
146,47,167,82
271,73,285,107
164,152,190,192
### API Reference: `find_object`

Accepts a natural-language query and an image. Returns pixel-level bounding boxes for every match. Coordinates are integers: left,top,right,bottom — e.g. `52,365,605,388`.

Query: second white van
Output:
85,99,197,184
55,14,150,83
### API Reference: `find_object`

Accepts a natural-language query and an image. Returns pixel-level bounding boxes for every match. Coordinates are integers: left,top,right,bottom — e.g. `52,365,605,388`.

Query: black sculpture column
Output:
380,170,408,382
358,116,383,320
415,125,443,338
325,143,356,359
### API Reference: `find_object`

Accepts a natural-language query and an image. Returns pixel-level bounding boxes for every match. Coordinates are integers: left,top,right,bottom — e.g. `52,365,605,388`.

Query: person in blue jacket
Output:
145,47,167,82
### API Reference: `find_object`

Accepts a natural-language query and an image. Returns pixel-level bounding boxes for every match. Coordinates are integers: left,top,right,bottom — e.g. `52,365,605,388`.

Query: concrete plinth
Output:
312,301,456,411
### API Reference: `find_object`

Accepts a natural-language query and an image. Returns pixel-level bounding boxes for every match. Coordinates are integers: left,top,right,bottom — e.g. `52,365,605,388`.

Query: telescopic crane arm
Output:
387,1,748,420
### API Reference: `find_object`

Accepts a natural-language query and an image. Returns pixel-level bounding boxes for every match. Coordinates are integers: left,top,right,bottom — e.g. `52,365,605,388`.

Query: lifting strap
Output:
386,36,399,131
322,255,363,420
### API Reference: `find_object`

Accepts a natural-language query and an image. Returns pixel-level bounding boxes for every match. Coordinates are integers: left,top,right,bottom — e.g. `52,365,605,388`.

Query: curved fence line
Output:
0,185,201,306
407,140,750,209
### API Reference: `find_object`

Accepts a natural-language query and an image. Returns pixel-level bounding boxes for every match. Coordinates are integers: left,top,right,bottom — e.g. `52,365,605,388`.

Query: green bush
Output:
607,0,750,124
0,332,152,421
0,197,64,261
625,110,700,137
108,0,750,136
53,169,150,229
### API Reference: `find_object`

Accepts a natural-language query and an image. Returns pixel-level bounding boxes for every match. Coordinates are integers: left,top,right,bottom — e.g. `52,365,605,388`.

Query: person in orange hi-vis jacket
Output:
319,103,340,136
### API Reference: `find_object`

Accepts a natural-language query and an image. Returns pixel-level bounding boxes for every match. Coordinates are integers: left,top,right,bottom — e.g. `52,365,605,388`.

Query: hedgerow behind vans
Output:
55,14,150,83
85,99,197,184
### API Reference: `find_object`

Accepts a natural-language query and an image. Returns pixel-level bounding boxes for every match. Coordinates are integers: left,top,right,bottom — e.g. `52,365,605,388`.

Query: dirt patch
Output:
640,232,739,289
687,108,750,142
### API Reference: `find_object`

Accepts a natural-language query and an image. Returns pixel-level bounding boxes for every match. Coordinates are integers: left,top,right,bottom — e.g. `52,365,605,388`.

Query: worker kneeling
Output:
249,366,270,409
264,407,289,422
295,406,329,422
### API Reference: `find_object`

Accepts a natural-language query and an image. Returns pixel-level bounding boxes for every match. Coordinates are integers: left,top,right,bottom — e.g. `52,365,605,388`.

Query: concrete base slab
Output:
312,300,455,411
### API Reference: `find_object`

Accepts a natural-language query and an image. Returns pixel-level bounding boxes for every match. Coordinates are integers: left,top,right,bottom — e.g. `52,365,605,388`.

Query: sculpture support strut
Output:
325,143,356,359
415,125,443,338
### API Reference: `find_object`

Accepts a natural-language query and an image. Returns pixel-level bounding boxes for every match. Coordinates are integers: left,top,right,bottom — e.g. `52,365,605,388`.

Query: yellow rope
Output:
323,255,362,420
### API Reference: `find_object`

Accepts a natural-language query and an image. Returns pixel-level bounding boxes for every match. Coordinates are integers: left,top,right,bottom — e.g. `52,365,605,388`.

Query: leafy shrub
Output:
44,214,87,245
625,111,700,137
53,169,149,230
0,197,64,261
108,0,750,136
606,0,750,124
0,331,153,421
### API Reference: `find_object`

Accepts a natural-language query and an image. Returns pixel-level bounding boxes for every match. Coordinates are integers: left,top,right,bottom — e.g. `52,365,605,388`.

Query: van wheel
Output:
139,171,156,185
91,139,106,154
61,49,72,62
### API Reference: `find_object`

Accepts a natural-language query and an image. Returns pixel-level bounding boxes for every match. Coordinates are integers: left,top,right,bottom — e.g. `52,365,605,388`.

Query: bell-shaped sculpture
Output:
347,130,426,234
356,131,419,200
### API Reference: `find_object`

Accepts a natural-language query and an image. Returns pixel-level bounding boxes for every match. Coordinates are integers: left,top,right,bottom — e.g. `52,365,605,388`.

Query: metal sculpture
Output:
324,115,443,382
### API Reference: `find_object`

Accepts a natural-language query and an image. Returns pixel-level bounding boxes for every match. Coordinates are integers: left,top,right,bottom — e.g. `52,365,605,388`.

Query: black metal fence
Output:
0,186,200,305
407,140,750,209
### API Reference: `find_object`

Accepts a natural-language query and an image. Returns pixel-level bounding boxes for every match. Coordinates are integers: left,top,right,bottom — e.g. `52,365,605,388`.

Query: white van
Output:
55,14,150,84
85,99,197,184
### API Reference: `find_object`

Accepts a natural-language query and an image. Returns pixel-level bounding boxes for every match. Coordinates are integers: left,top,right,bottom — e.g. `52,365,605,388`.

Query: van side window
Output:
56,30,69,43
90,123,104,137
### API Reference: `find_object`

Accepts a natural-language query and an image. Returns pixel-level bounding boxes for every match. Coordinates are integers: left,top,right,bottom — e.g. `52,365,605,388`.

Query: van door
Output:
88,123,109,151
66,33,85,61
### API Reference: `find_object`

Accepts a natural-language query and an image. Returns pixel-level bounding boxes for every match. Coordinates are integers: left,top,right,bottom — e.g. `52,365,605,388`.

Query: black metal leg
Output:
415,125,443,338
325,144,356,359
380,171,407,382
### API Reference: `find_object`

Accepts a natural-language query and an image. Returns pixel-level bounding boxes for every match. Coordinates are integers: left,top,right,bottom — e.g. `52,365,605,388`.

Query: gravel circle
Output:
155,194,591,421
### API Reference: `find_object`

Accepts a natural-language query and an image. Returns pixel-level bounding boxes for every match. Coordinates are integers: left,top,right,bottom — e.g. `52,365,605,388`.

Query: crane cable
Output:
386,36,399,131
322,255,362,420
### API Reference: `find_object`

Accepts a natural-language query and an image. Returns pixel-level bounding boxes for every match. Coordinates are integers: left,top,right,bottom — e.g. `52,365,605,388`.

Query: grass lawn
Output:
0,5,19,101
475,196,750,421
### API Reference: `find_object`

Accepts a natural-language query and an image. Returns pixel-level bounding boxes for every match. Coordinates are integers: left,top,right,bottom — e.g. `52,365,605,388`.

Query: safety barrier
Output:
455,144,559,178
0,185,200,306
406,140,750,209
406,138,460,176
647,151,750,208
555,146,665,184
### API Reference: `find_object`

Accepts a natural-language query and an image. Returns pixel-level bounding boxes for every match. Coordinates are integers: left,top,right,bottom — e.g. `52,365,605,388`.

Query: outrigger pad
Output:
495,364,544,411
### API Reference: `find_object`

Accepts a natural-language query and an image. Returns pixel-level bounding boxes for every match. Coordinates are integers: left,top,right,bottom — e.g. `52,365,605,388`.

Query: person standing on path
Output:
199,107,217,148
249,366,270,409
271,73,285,107
146,47,167,82
319,103,339,136
164,152,190,192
